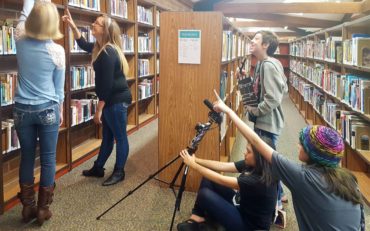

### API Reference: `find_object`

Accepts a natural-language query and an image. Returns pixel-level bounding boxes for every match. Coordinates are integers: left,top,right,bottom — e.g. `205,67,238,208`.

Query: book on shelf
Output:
68,0,100,11
70,98,98,127
222,31,233,62
122,34,134,53
138,59,150,77
0,20,16,55
110,0,128,18
0,72,17,106
138,79,153,100
1,119,20,154
220,70,227,100
351,36,370,68
137,5,153,25
70,65,95,91
138,32,152,53
69,26,95,53
156,10,160,27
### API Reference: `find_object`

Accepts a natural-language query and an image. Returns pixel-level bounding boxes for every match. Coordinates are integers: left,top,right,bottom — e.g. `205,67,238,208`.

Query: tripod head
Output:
187,99,222,155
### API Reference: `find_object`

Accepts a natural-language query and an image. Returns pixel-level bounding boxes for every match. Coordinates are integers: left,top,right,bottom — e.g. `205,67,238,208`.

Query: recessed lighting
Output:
284,26,288,30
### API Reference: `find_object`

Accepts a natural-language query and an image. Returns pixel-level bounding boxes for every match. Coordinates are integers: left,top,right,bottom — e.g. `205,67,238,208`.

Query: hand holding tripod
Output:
96,99,222,231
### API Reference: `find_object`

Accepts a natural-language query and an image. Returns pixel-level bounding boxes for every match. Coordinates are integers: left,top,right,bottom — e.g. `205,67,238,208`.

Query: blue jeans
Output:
254,127,284,207
192,178,245,231
14,101,60,187
95,103,129,170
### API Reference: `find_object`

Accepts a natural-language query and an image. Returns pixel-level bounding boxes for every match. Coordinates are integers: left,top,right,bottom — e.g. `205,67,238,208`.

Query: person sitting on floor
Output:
212,91,365,231
177,138,278,231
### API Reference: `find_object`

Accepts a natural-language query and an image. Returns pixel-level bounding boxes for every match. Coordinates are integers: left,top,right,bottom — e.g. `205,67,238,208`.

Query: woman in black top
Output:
63,10,132,186
177,138,277,231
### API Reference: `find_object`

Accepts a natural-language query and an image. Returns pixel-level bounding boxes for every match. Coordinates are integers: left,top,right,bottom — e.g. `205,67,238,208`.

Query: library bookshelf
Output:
0,0,162,213
158,11,249,192
289,15,370,205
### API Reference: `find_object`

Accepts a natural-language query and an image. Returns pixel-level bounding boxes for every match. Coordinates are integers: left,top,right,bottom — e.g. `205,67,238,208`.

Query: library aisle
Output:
0,95,368,230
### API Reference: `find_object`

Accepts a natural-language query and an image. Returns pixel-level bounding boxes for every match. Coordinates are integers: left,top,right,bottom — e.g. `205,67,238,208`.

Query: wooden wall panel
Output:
159,12,223,192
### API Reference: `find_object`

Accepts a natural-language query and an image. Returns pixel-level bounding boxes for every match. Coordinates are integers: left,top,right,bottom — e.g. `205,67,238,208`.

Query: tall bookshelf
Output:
0,0,162,214
289,15,370,205
158,12,249,192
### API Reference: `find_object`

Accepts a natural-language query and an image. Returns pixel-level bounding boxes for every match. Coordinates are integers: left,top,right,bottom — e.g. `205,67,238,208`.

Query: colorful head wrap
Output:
299,125,344,168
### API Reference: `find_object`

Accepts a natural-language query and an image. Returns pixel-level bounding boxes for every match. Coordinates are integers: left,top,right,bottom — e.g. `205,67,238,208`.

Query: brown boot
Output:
37,184,55,225
17,183,37,222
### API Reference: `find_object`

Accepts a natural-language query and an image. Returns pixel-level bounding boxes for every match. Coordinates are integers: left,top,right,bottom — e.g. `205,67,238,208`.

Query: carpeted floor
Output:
0,94,369,230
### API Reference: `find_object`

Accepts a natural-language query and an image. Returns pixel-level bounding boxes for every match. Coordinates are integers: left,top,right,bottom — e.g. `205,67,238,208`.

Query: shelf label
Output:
178,30,201,64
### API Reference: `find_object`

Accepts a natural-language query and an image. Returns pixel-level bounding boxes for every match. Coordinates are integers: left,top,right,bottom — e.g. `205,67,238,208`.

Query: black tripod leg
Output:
169,162,185,195
96,155,181,220
169,165,189,231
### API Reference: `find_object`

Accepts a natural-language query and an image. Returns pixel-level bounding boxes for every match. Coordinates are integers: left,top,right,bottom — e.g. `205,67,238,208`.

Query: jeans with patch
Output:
95,103,129,170
14,101,60,187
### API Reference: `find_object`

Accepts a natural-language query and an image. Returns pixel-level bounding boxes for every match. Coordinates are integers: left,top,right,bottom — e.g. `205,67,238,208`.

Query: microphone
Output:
203,99,222,124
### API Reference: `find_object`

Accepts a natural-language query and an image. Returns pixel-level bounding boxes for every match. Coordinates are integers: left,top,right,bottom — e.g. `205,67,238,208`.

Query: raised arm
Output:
213,90,275,163
180,150,239,190
16,0,36,40
62,8,94,53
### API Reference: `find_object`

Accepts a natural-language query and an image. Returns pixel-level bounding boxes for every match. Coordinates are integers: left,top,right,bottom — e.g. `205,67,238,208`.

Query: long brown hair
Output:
92,15,129,77
320,166,362,205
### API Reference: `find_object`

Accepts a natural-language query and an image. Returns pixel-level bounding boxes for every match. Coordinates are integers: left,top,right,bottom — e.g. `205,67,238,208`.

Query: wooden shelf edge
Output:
72,138,102,163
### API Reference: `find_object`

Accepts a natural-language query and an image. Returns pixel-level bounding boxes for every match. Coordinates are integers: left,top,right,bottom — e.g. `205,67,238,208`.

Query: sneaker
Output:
274,209,287,229
177,218,206,231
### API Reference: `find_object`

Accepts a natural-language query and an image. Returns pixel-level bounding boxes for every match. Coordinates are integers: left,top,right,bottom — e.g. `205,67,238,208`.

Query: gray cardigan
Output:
249,57,288,135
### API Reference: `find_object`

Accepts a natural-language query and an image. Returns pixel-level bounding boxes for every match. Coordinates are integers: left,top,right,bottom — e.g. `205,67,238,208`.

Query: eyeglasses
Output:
92,20,104,27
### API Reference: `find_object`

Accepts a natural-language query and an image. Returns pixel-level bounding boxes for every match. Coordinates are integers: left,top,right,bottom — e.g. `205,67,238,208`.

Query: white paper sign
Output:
178,30,201,64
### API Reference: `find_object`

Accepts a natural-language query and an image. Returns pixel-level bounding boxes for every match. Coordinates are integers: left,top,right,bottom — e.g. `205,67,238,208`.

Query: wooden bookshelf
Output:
0,0,163,214
289,15,370,205
158,12,249,192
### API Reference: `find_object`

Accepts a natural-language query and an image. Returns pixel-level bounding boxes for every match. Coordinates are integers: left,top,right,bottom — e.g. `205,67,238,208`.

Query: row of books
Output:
0,72,16,106
138,59,150,77
1,119,20,154
0,24,16,55
122,34,134,53
137,5,153,25
291,59,370,115
68,0,100,11
221,31,237,62
138,33,152,53
138,79,153,100
70,66,95,91
291,73,370,151
110,0,128,18
290,35,370,68
69,27,95,53
70,96,98,127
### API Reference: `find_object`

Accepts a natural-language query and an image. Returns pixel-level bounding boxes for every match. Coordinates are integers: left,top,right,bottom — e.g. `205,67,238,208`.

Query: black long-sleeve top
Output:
76,37,132,106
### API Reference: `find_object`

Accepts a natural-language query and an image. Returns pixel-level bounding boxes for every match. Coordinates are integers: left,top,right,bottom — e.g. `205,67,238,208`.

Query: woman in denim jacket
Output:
14,0,65,225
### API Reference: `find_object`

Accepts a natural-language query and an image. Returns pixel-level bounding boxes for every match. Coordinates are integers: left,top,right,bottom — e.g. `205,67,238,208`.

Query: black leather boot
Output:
102,168,125,186
82,163,105,177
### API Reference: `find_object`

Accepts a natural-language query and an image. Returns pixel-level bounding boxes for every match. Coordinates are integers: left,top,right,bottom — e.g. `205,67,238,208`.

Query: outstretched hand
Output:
212,89,231,114
62,8,77,29
179,149,196,168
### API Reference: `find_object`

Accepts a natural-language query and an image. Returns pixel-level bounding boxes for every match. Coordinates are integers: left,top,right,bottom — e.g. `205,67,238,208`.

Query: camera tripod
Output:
96,100,222,230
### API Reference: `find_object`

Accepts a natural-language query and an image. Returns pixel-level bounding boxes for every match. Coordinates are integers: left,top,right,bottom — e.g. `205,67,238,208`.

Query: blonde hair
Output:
25,1,63,40
92,15,129,77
